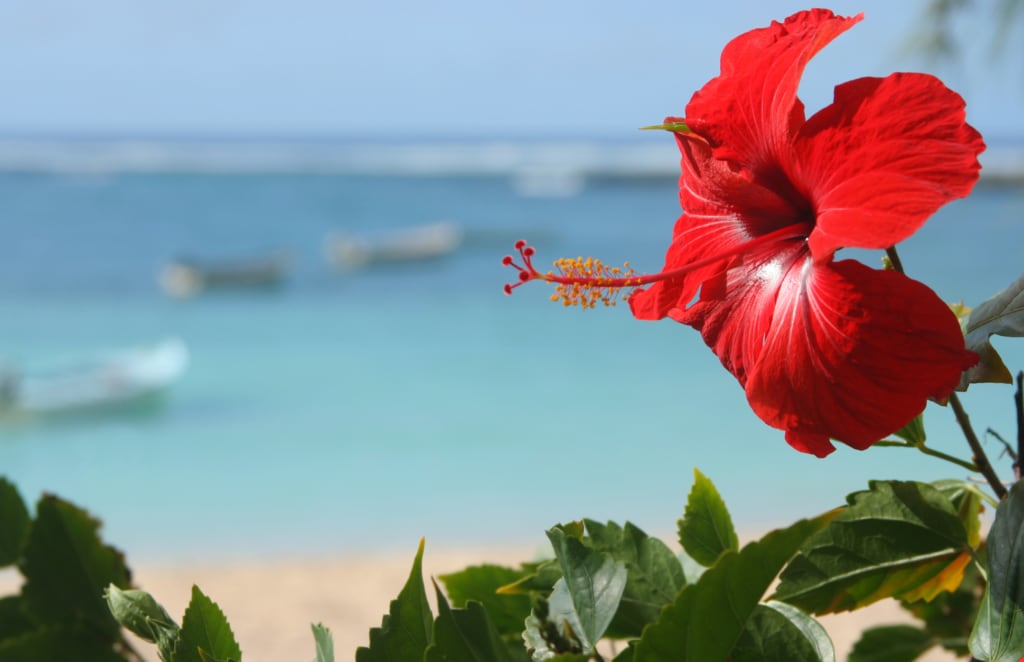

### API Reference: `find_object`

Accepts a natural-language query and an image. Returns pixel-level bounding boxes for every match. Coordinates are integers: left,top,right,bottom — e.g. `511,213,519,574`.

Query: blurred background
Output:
0,0,1022,561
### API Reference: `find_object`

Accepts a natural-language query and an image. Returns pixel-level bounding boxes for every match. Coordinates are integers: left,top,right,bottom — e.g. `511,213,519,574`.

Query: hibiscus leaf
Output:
632,511,835,661
424,580,520,662
959,272,1024,389
356,538,434,662
0,477,30,567
730,601,835,662
773,481,975,614
900,555,983,658
173,586,241,662
677,469,738,566
523,579,590,658
438,564,533,638
969,480,1024,661
546,526,627,650
847,625,935,662
495,560,561,596
930,478,986,548
19,494,130,640
892,414,926,446
582,519,685,637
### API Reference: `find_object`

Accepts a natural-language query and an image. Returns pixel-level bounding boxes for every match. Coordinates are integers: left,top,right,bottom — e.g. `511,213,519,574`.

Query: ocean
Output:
0,137,1022,562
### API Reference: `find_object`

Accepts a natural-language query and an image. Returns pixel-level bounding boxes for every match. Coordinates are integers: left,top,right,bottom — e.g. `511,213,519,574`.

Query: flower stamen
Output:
502,224,810,309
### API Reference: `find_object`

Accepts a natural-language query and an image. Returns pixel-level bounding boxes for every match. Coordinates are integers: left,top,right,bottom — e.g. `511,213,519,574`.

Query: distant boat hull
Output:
325,221,463,269
160,252,292,297
0,339,189,418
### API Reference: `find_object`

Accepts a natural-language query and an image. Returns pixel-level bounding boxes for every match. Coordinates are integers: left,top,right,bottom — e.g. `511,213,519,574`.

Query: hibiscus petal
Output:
798,74,985,259
629,133,801,321
685,9,861,170
745,259,977,457
670,239,806,388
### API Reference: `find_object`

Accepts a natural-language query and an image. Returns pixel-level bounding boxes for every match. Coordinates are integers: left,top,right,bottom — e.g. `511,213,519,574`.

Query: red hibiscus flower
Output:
504,9,984,457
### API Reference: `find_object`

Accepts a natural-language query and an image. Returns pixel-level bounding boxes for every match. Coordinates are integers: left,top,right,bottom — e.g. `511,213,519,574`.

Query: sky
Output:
0,1,1022,140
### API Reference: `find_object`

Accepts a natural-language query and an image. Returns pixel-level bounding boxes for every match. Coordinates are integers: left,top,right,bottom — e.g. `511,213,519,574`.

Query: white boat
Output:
159,251,292,298
325,221,463,269
0,338,189,418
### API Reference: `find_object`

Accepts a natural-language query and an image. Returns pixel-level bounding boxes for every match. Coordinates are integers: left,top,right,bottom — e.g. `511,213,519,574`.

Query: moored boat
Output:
324,221,463,269
159,251,292,298
0,338,189,418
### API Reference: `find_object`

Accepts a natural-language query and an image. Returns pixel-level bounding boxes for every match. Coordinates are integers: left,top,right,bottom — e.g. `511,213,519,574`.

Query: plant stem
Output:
884,246,905,273
949,392,1008,499
875,439,979,472
884,244,1007,499
1016,371,1023,481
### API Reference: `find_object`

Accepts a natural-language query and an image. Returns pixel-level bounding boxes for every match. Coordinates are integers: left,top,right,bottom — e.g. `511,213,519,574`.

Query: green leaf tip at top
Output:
177,585,242,662
105,584,179,645
311,623,334,662
356,538,433,662
0,477,30,567
425,580,519,662
678,468,739,567
546,526,628,651
20,493,130,639
639,120,691,132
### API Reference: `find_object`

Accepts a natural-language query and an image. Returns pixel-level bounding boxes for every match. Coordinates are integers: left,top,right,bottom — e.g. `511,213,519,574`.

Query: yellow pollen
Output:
547,256,637,309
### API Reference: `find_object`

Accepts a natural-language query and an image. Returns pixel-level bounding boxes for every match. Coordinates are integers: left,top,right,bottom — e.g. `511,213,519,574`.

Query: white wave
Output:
0,137,680,177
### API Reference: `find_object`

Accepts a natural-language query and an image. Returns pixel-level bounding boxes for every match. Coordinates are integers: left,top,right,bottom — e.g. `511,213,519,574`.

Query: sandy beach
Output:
1,542,958,661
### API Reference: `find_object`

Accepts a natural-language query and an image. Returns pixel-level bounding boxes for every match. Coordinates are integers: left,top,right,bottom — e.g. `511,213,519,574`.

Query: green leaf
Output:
173,586,241,662
496,560,561,596
774,481,974,613
900,553,983,656
439,565,533,638
105,584,180,658
0,626,127,662
0,478,30,567
633,511,835,661
424,581,519,662
0,595,33,640
970,480,1024,661
546,527,627,650
611,642,636,662
847,625,935,662
677,469,738,566
892,414,926,446
311,623,334,662
731,601,835,662
523,580,588,659
19,494,130,639
931,479,986,549
582,520,685,637
639,121,690,132
960,271,1024,389
356,538,434,662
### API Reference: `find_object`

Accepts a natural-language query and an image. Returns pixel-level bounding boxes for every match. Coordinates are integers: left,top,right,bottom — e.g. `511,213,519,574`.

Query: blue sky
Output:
0,1,1021,139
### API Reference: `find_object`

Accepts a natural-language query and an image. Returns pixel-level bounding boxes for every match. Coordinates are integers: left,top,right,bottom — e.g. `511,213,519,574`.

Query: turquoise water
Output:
1,143,1022,561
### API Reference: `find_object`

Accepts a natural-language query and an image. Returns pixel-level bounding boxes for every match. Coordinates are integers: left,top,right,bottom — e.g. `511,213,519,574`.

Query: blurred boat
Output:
159,251,292,298
0,338,188,418
325,221,463,269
